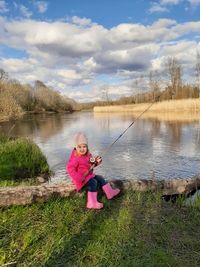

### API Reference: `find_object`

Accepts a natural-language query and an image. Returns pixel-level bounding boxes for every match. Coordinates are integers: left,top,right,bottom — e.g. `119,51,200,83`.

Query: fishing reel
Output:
89,157,96,164
89,157,97,166
89,156,102,166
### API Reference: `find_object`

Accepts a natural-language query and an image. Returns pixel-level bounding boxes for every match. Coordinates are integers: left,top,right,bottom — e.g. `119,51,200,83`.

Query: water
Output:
1,112,200,183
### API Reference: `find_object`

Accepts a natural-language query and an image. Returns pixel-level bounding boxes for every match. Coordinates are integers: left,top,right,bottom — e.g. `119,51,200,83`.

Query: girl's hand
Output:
95,156,102,165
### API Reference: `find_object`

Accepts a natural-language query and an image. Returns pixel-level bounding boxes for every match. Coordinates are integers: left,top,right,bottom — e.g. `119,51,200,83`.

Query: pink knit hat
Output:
74,132,88,148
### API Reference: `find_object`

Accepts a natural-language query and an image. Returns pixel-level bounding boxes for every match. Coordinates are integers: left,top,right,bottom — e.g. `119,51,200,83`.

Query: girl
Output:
67,132,120,209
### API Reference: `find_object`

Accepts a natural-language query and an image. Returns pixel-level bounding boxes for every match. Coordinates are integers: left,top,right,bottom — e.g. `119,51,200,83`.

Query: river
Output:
1,111,200,183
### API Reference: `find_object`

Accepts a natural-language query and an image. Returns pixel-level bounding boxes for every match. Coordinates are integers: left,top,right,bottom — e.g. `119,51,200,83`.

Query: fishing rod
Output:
100,100,156,157
83,90,167,179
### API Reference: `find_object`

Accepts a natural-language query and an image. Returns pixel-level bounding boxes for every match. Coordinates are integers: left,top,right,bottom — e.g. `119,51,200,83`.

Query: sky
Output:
0,0,200,102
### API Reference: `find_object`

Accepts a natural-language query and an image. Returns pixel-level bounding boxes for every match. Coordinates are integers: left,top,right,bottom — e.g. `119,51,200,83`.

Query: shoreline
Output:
93,110,200,122
0,110,73,123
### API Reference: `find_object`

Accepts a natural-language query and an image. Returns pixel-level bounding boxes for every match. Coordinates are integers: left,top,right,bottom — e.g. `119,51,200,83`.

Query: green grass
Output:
0,179,43,187
0,136,50,183
0,190,200,267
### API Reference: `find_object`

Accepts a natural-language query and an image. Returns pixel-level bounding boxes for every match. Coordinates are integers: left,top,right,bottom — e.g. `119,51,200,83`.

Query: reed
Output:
94,99,200,113
94,110,200,122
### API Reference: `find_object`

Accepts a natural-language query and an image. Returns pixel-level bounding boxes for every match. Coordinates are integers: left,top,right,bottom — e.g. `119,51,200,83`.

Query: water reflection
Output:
0,112,200,182
94,111,200,122
0,113,79,140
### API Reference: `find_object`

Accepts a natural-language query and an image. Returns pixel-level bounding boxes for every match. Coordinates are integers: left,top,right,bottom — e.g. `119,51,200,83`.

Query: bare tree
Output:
8,78,20,84
195,51,200,97
101,85,110,104
132,78,139,92
165,57,182,99
149,70,161,101
35,80,47,89
0,69,8,81
132,74,146,103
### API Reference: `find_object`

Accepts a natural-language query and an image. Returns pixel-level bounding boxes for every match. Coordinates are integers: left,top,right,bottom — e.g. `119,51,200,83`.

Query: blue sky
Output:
0,0,200,102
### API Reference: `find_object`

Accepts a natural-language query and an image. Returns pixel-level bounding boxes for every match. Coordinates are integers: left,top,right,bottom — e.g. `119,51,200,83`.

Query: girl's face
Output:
76,144,88,156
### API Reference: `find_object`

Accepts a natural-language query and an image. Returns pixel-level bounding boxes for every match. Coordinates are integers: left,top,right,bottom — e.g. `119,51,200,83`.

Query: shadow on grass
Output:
114,191,200,267
44,189,124,267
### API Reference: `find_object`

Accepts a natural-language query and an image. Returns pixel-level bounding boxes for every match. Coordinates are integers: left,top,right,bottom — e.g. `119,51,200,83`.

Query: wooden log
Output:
113,174,200,195
0,175,199,207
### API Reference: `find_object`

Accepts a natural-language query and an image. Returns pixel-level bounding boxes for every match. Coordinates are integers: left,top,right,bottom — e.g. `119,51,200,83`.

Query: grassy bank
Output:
0,179,41,187
0,190,200,266
94,99,200,113
0,136,50,185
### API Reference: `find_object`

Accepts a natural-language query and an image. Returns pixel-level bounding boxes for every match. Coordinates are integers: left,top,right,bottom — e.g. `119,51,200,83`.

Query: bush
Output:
0,137,50,181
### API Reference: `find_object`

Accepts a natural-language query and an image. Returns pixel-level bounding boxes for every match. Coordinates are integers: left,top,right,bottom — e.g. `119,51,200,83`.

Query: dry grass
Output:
94,99,200,114
94,110,200,122
0,90,24,122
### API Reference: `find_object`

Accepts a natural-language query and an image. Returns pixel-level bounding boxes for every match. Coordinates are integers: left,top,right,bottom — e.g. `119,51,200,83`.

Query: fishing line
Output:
101,100,156,157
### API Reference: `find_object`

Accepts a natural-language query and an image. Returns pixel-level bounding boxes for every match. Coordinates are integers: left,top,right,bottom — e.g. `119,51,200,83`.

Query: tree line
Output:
1,54,200,119
0,71,81,121
80,55,200,109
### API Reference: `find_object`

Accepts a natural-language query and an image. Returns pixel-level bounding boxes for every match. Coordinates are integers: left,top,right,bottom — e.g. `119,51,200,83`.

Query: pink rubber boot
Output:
102,183,120,200
86,192,103,209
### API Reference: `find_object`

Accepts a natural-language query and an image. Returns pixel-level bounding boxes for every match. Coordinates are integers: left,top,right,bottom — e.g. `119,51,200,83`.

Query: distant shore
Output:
94,99,200,114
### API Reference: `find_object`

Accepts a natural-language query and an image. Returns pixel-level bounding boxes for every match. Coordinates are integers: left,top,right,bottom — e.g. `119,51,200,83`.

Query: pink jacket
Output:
66,149,95,191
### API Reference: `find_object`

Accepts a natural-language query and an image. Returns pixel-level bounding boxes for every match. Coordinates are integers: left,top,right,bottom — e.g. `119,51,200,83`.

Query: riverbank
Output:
0,110,72,123
94,99,200,114
0,136,50,186
1,189,200,266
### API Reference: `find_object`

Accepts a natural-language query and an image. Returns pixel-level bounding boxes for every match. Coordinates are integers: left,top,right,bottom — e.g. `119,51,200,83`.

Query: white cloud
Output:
173,21,200,35
19,5,32,18
56,69,89,86
149,3,169,14
0,0,8,13
188,0,200,4
93,45,159,74
149,0,182,13
58,69,82,80
104,84,132,96
152,18,177,28
160,0,181,5
0,57,50,82
1,16,200,101
71,16,92,26
0,18,109,68
34,1,48,13
66,83,133,102
82,57,98,71
149,0,200,14
67,90,96,102
187,0,200,7
160,41,198,70
110,21,178,45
